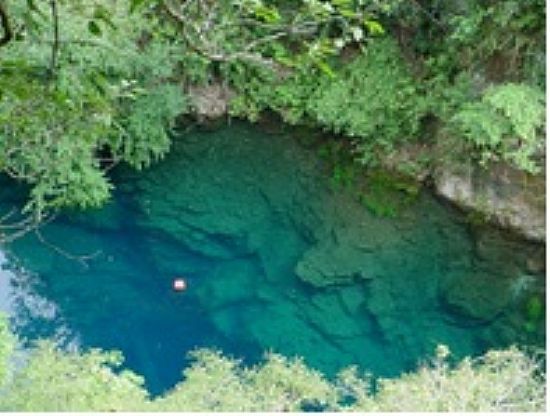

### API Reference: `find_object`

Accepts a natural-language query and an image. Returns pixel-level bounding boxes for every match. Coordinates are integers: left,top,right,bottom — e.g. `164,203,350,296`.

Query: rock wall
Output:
187,83,234,121
182,77,546,245
433,161,545,242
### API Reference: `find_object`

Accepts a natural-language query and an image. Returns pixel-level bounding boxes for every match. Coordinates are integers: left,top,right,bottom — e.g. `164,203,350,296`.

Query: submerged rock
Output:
246,302,347,368
337,285,366,315
301,292,366,338
295,244,376,287
194,260,259,310
439,273,512,323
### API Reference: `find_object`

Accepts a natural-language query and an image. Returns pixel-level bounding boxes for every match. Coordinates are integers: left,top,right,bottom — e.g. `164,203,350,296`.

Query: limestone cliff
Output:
433,161,545,242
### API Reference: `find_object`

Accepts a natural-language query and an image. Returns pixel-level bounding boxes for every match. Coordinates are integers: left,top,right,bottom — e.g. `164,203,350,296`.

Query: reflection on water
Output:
0,251,77,349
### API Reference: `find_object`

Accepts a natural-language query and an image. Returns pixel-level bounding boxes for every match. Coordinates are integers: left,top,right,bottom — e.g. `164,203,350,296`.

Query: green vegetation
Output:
310,37,425,165
0,316,544,411
0,1,546,410
524,295,544,333
451,83,545,173
0,0,185,223
317,140,421,217
358,170,419,217
0,0,545,230
229,36,424,149
389,1,545,167
0,317,14,383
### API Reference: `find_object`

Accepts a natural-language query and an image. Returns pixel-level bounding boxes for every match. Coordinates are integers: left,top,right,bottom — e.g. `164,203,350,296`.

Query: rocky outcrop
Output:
433,161,545,242
187,83,234,120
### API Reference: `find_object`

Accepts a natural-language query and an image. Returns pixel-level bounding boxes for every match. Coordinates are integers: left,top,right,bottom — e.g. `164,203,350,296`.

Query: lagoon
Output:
0,121,545,394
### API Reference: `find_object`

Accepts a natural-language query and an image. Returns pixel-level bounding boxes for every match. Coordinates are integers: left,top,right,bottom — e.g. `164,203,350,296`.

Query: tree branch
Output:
0,2,13,47
35,227,102,269
50,0,60,74
1,205,102,267
161,0,284,70
0,208,42,244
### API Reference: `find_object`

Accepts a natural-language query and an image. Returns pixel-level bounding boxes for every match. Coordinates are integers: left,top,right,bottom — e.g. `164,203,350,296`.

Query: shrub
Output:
0,315,544,412
308,38,426,158
451,83,545,173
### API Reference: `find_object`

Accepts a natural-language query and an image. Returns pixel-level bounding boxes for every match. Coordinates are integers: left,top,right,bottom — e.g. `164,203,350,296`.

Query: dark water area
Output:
0,121,545,395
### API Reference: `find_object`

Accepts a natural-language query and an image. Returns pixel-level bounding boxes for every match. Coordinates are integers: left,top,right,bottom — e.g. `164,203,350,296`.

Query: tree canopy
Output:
0,315,545,411
0,0,545,234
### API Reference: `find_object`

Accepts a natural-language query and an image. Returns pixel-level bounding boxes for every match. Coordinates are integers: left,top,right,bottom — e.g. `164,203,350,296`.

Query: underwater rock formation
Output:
295,244,375,287
304,292,367,338
125,122,389,289
2,122,544,393
116,122,544,364
439,273,512,324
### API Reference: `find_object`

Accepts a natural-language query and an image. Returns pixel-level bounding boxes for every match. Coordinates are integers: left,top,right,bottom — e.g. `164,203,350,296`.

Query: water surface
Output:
0,122,545,394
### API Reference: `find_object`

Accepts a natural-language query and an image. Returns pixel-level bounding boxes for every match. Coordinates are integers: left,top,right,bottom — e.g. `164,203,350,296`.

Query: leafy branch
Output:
49,0,60,74
161,0,390,72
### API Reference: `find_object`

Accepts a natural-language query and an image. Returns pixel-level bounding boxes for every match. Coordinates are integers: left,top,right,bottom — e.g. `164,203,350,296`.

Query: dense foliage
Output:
451,83,545,173
309,38,425,160
0,0,185,225
0,316,545,411
401,0,545,168
229,36,425,161
0,2,545,411
0,0,545,231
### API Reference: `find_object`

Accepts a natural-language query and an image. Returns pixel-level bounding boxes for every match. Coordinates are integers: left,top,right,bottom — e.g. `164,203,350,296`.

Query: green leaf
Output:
88,20,102,36
26,0,47,18
93,6,116,30
339,9,358,18
130,0,148,14
364,20,385,35
253,5,281,23
316,60,336,78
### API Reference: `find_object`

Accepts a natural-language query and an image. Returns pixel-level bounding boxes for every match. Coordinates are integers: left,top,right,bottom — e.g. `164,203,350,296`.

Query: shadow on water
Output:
0,121,545,395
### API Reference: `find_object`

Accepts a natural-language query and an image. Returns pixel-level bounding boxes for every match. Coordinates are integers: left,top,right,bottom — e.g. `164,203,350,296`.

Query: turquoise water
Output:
0,121,545,395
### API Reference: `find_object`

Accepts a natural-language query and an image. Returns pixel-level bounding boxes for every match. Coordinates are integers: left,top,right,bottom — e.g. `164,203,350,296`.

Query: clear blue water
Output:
0,121,545,395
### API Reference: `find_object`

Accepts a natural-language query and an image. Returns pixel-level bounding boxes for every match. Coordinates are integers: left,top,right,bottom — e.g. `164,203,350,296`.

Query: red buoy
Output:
173,278,187,292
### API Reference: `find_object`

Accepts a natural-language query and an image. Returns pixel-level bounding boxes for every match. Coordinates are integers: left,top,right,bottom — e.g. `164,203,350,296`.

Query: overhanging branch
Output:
161,0,290,70
0,2,13,47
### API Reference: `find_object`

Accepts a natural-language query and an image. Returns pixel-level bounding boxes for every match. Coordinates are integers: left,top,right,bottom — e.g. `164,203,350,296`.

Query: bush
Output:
0,0,186,219
0,315,544,412
228,37,427,165
308,38,426,157
362,345,546,412
451,83,545,173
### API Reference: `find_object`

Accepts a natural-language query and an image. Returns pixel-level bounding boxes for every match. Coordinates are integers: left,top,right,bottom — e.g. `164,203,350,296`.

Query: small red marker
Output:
173,278,187,292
